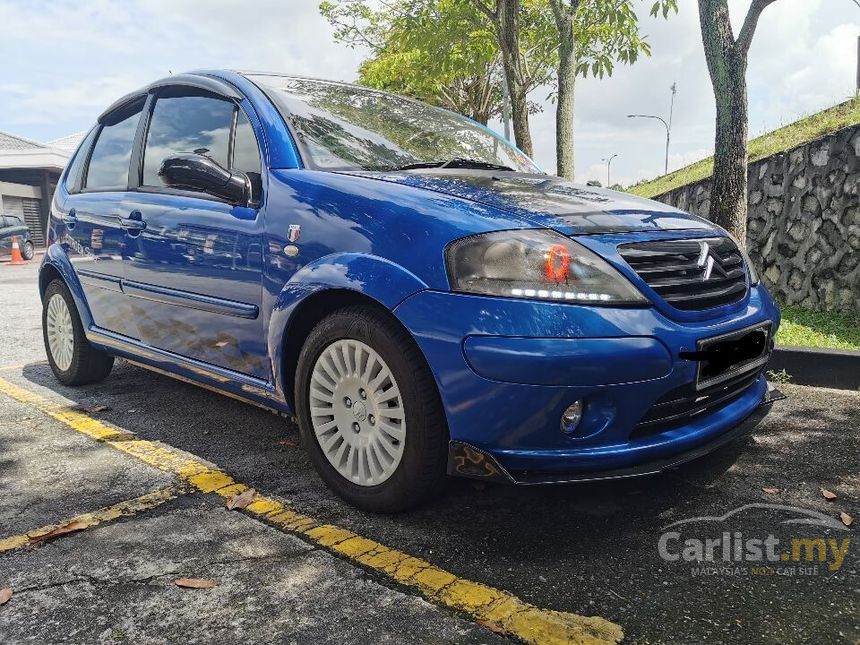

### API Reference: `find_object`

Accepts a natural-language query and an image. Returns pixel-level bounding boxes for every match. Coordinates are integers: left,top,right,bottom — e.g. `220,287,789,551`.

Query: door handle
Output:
62,209,77,229
120,211,146,233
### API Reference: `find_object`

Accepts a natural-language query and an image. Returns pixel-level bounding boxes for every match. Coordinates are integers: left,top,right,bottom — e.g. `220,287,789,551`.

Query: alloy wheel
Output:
309,339,406,486
46,293,74,371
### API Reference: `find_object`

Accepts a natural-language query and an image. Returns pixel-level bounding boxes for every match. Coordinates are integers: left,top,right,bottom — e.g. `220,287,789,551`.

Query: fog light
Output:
560,400,584,435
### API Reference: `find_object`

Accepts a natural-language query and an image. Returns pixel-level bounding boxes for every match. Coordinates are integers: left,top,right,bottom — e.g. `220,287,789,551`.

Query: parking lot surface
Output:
1,259,857,644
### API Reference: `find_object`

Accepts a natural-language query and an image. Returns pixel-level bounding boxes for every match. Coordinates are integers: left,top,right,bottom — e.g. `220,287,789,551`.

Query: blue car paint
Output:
40,69,780,481
393,286,779,473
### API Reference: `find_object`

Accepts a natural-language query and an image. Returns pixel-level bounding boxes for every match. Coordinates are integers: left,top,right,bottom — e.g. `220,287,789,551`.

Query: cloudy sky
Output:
0,0,856,186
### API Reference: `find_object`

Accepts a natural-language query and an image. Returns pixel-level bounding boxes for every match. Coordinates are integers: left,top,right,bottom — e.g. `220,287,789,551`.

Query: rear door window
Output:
84,101,144,190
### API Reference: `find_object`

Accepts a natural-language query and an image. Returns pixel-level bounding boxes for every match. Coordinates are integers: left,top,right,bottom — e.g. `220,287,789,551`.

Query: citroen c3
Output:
40,70,781,511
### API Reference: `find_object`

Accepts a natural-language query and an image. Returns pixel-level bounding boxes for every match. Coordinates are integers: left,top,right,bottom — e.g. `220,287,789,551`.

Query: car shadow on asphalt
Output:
15,360,755,526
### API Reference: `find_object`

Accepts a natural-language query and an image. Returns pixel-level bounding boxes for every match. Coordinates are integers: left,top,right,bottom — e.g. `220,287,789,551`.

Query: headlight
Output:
446,230,646,305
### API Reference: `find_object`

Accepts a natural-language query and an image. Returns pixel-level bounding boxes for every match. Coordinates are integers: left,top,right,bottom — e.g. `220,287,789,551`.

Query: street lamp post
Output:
601,154,618,187
627,82,677,176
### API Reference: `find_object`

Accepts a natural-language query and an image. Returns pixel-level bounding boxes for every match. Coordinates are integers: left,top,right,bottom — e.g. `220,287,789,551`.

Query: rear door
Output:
61,100,145,339
121,89,266,378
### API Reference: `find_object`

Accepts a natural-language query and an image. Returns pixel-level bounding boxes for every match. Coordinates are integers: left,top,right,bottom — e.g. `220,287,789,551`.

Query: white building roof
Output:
47,131,87,155
0,130,72,173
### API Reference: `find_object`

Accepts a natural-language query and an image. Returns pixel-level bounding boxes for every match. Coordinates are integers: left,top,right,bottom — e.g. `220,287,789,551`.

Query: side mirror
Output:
158,153,250,205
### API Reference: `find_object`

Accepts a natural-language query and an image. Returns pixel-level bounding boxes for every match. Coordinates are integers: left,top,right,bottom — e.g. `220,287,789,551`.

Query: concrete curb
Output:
767,345,860,390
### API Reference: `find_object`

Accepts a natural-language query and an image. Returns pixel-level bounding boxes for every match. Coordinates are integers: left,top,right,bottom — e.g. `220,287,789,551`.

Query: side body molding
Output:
267,253,429,400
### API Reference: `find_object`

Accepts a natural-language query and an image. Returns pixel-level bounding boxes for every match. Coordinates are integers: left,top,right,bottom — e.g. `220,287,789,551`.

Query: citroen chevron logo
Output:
697,241,716,281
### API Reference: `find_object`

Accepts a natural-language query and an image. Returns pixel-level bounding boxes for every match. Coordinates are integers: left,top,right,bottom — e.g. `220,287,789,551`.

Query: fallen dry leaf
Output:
88,405,111,413
214,340,230,348
820,488,837,501
476,618,506,636
277,438,297,447
0,588,12,606
226,488,256,510
840,512,854,527
175,578,217,589
762,487,780,494
30,520,89,544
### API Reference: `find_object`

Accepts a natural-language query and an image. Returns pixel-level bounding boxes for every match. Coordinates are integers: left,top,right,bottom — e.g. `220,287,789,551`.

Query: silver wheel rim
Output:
46,293,74,372
310,339,406,487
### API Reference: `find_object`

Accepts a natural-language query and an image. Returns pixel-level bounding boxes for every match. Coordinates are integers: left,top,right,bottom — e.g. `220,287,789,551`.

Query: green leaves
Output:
568,0,677,80
320,0,508,123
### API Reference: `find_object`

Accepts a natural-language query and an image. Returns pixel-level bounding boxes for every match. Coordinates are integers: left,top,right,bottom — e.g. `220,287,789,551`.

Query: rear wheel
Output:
295,305,448,512
42,279,114,385
21,241,34,261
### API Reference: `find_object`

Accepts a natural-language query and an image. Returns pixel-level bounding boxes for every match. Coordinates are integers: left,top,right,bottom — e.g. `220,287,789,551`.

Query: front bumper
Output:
393,283,782,480
447,383,784,484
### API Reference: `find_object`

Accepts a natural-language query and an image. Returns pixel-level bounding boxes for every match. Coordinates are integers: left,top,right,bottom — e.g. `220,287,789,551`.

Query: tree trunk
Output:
553,10,576,179
698,0,776,248
497,0,533,156
710,66,749,245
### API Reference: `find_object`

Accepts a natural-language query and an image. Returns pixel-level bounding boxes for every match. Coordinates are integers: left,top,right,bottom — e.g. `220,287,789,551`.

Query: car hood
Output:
344,169,714,235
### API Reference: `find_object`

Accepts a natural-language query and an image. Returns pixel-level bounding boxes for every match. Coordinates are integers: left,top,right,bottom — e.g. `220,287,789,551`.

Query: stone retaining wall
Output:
651,124,859,311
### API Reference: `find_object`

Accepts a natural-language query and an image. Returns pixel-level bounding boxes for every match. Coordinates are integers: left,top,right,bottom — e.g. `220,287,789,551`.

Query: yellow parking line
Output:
0,486,184,552
0,376,623,645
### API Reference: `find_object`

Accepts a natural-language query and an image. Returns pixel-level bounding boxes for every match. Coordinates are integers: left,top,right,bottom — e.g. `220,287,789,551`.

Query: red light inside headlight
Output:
544,244,571,282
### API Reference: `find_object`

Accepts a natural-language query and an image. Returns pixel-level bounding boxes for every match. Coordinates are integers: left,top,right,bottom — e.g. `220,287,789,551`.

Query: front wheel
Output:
295,305,448,512
42,279,114,385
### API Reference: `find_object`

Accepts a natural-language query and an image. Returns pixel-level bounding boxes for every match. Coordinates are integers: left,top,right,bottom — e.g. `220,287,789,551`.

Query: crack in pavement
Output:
8,550,317,595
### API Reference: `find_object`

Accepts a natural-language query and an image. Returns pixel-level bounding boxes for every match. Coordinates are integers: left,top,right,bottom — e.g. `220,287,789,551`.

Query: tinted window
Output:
7,216,23,226
64,128,98,192
232,110,261,175
142,95,234,186
85,103,143,189
250,75,539,173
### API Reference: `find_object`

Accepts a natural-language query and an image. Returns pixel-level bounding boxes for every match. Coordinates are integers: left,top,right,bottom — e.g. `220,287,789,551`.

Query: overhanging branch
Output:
735,0,777,55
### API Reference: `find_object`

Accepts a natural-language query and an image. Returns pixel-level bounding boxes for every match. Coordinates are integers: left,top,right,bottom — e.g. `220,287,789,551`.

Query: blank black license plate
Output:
696,323,771,390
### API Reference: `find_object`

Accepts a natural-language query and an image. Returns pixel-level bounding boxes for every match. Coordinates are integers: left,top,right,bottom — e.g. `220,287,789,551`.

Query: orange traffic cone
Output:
9,236,26,265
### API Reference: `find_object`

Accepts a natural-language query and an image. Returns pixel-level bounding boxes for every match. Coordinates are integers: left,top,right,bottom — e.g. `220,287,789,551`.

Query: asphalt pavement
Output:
0,257,857,644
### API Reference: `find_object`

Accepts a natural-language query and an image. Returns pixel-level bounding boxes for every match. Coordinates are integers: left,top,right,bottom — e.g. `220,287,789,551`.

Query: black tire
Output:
21,241,34,261
295,305,448,512
42,279,114,386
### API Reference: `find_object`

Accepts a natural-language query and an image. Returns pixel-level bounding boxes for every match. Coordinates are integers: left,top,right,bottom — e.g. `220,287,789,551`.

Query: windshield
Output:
248,74,541,174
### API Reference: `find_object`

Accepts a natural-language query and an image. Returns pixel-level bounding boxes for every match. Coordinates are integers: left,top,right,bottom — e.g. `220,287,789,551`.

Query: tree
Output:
547,0,677,179
697,0,778,246
469,0,556,156
320,0,503,124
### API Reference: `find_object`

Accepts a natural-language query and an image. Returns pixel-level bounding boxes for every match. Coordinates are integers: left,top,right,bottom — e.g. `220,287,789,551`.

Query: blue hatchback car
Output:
40,70,781,511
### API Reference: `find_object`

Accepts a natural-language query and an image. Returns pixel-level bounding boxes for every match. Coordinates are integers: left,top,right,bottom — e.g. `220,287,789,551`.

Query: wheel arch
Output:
38,248,95,330
268,253,434,411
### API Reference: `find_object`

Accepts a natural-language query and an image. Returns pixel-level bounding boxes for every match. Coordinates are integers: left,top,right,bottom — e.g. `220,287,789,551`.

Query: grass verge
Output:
776,305,860,351
628,97,860,198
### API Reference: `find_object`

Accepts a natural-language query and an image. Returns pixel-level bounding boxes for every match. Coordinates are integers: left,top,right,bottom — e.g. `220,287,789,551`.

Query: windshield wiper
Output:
389,158,515,172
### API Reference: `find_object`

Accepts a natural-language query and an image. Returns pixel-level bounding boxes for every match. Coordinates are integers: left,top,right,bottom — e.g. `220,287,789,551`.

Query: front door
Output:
121,91,266,378
62,100,145,340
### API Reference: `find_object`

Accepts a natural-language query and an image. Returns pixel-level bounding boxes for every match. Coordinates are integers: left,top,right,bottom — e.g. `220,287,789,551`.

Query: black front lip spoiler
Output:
447,383,785,485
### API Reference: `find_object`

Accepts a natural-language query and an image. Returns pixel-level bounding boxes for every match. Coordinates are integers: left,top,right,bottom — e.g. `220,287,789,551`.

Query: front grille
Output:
618,237,748,310
631,368,762,439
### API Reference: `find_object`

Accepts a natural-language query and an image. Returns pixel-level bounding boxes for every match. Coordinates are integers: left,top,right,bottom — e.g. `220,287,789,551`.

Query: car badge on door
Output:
288,224,301,243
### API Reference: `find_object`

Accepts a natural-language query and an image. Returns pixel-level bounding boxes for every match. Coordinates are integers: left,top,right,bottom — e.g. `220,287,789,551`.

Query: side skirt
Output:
86,326,292,417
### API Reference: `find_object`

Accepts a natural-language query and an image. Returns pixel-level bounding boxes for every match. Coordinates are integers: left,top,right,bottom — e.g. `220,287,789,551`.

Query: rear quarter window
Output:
85,101,144,190
63,128,98,193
